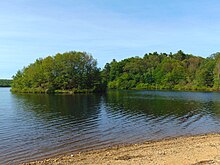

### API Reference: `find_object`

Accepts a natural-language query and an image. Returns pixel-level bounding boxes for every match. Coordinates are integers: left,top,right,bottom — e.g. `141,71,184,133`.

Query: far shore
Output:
24,133,220,165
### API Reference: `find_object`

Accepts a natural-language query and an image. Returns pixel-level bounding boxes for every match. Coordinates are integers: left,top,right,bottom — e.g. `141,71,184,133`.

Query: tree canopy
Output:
11,50,220,93
11,51,104,93
102,51,220,91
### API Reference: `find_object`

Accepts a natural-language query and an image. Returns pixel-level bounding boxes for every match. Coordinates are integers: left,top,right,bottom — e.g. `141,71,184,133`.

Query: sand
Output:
24,133,220,165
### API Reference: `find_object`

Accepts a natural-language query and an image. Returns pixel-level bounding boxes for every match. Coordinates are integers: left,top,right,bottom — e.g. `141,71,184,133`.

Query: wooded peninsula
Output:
11,50,220,93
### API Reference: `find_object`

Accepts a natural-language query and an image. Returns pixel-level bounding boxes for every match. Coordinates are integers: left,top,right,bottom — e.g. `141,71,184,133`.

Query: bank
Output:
24,133,220,165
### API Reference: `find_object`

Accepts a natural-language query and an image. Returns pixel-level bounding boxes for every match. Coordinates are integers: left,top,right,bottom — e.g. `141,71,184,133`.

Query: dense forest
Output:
11,50,220,93
0,79,12,87
11,51,104,93
102,50,220,91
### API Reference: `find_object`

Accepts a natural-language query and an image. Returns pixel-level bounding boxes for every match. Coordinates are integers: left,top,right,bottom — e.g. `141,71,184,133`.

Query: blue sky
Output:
1,0,220,78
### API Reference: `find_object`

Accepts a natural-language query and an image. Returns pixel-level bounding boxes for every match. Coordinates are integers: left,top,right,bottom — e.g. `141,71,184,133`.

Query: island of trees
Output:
11,51,104,93
0,79,12,87
11,50,220,93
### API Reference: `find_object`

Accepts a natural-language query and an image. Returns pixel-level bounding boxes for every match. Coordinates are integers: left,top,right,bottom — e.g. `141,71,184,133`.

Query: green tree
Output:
11,51,103,93
196,59,215,88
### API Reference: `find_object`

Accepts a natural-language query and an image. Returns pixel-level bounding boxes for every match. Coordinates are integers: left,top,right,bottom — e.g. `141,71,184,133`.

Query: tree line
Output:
11,50,220,93
11,51,104,93
102,50,220,91
0,79,12,87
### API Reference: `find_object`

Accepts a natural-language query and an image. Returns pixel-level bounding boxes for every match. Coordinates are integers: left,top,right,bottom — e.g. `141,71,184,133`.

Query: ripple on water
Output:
0,88,220,164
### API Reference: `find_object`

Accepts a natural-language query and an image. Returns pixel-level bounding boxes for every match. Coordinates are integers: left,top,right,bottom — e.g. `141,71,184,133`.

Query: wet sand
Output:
24,133,220,165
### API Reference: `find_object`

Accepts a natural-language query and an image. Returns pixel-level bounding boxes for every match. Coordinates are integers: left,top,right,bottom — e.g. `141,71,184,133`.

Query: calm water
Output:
1,88,220,164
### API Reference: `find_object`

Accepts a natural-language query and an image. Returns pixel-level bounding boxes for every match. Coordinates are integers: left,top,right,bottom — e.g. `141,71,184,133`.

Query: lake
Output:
1,88,220,164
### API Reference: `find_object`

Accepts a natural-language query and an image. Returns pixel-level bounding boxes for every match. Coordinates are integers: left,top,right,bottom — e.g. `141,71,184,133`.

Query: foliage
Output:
103,50,220,91
11,51,105,93
11,50,220,93
0,79,12,87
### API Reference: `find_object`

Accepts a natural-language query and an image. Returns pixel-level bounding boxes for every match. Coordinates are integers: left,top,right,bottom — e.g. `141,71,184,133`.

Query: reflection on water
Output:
0,88,220,164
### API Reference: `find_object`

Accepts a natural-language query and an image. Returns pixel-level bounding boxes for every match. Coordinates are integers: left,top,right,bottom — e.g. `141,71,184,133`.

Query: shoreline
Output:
24,133,220,165
10,87,220,95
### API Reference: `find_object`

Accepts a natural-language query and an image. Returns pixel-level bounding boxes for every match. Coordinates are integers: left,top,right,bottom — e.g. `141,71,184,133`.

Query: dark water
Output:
1,88,220,164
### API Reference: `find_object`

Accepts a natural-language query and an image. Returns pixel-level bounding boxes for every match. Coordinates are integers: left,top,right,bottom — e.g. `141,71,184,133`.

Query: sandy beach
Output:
24,133,220,165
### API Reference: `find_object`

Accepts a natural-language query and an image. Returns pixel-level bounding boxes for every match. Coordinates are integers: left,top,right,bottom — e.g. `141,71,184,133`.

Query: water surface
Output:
0,88,220,164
